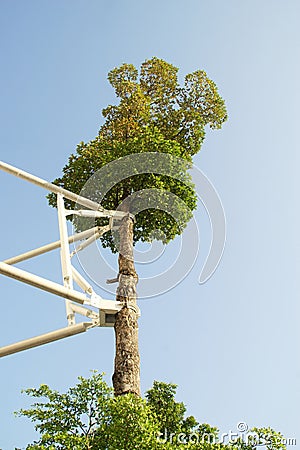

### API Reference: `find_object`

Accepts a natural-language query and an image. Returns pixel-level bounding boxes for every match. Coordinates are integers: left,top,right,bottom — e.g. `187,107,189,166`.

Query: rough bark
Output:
112,213,140,396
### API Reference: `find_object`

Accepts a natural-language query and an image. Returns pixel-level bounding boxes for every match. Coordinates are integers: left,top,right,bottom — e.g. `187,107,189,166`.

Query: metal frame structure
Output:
0,161,140,357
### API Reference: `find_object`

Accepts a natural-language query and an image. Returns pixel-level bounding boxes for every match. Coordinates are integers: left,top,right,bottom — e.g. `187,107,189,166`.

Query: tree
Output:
48,57,227,396
17,373,287,450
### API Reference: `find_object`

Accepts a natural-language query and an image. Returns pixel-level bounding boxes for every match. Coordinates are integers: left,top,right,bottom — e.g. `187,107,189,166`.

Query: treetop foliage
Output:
102,57,227,155
48,57,227,252
17,373,287,450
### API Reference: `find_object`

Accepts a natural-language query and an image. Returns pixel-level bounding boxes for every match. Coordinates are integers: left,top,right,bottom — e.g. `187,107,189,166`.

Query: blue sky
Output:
0,0,299,448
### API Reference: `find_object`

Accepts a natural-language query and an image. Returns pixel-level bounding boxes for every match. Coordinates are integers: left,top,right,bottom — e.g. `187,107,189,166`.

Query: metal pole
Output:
4,227,99,265
0,160,124,216
0,262,87,304
70,225,110,257
69,303,99,320
57,194,74,325
67,210,113,218
0,322,92,357
71,266,93,294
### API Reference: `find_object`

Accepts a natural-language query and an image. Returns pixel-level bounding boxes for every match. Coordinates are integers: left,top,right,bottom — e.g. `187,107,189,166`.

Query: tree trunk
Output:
112,213,140,396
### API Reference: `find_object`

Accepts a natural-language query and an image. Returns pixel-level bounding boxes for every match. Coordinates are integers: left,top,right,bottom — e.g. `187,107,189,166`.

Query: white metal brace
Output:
0,160,140,358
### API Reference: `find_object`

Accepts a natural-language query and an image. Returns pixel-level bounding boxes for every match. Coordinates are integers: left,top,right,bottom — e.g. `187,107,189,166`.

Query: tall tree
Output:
48,57,227,396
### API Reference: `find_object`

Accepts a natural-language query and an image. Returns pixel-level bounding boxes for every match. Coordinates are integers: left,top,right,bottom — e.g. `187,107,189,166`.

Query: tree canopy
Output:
17,372,287,450
48,57,227,252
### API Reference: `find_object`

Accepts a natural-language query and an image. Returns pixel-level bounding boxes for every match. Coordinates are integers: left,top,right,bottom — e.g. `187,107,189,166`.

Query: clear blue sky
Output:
0,0,299,448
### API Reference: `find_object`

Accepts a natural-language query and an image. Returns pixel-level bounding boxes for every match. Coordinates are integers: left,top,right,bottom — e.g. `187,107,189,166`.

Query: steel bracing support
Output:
0,160,126,218
57,193,75,325
0,322,93,357
0,262,87,304
4,227,100,265
0,160,141,357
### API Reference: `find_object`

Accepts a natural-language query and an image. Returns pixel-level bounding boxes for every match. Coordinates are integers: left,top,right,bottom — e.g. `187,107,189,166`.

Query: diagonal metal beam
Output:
0,322,93,357
0,262,88,304
4,227,100,265
0,160,126,218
